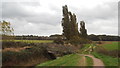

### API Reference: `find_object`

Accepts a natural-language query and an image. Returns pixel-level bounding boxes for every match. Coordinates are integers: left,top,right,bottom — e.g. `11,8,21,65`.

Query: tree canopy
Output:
61,5,90,44
0,20,14,36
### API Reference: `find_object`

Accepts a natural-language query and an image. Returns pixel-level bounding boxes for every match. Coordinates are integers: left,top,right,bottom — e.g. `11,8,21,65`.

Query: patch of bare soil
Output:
96,41,113,46
2,46,31,52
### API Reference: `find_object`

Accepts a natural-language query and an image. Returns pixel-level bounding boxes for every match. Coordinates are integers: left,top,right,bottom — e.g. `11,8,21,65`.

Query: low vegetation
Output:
95,42,119,57
2,41,79,66
91,41,119,66
92,52,118,66
101,42,118,51
80,41,119,66
36,54,82,66
2,45,51,66
2,40,53,49
85,56,93,66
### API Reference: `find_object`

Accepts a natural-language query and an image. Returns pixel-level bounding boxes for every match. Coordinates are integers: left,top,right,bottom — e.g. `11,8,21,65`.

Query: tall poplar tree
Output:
62,5,79,40
61,5,90,44
62,5,71,40
80,21,87,38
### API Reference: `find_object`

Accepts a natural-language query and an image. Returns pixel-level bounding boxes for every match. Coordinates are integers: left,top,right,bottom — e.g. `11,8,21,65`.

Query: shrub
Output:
95,46,119,57
2,44,50,66
2,41,28,49
96,41,102,44
53,37,64,44
2,51,18,63
2,42,79,66
69,36,91,45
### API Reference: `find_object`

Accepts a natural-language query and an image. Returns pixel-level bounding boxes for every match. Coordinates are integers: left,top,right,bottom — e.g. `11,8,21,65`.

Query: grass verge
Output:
85,56,93,66
92,52,118,66
36,54,82,67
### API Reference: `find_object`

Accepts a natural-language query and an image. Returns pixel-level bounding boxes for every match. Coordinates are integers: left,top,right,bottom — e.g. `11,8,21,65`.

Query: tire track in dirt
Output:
78,54,86,66
84,54,104,68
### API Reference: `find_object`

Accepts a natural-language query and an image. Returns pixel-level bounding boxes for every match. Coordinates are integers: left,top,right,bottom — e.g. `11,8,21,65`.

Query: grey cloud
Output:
2,0,40,2
1,1,118,36
25,14,61,26
118,1,120,35
2,2,61,26
73,2,117,22
75,2,118,35
2,2,40,18
20,2,40,6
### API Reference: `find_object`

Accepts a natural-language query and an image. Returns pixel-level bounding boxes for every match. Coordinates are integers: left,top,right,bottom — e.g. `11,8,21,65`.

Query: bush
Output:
2,41,28,49
96,41,102,44
69,36,91,45
2,44,51,66
53,37,64,44
2,51,18,63
95,46,119,57
2,41,79,66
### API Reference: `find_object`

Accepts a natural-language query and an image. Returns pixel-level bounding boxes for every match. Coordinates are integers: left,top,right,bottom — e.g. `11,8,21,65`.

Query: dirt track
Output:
84,54,104,68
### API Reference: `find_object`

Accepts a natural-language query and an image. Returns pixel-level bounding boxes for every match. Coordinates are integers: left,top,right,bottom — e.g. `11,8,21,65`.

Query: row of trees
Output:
61,5,90,44
88,34,119,41
14,35,55,40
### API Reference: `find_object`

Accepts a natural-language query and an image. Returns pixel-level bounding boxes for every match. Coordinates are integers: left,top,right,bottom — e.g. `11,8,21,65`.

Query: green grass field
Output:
101,42,118,51
36,54,82,67
2,40,53,43
36,54,95,67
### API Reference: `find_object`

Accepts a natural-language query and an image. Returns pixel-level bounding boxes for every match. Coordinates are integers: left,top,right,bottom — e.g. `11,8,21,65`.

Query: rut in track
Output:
84,54,104,68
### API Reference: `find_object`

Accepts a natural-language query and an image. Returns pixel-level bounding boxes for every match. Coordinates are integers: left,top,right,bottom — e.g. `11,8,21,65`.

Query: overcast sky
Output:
0,0,119,36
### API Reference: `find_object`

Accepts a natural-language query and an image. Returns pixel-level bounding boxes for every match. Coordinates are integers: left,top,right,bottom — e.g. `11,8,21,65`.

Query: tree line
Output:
88,34,119,41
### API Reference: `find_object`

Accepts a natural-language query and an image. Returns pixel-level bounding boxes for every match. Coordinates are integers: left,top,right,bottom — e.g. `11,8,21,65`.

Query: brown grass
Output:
2,46,31,52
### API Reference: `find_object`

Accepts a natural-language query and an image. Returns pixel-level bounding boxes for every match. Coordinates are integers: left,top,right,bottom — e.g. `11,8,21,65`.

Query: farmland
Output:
1,39,119,68
2,40,53,43
101,42,118,51
35,41,119,67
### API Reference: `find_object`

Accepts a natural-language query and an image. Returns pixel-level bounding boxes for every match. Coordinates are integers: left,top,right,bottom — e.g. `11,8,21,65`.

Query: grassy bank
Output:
92,42,119,66
92,52,118,66
85,56,93,66
36,54,82,67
